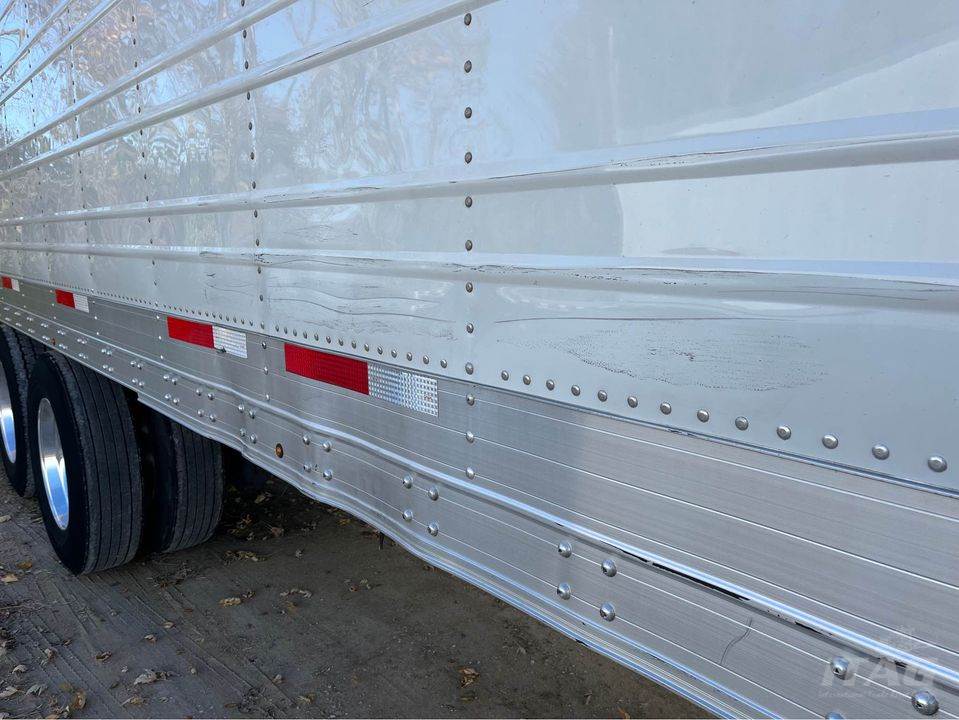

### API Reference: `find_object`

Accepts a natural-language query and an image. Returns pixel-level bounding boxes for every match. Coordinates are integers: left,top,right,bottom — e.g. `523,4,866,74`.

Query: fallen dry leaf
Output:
272,674,283,685
121,696,143,706
1,573,18,584
43,648,56,662
0,687,17,700
219,597,242,607
15,560,32,571
279,588,312,599
12,664,26,674
268,525,284,538
143,634,156,643
133,670,159,686
69,689,86,711
26,683,45,696
94,651,111,662
459,667,479,687
0,515,10,523
617,708,632,720
226,550,261,562
253,492,271,504
162,621,174,629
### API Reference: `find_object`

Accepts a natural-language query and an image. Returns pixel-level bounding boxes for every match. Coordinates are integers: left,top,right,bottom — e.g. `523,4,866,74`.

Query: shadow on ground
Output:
0,468,707,718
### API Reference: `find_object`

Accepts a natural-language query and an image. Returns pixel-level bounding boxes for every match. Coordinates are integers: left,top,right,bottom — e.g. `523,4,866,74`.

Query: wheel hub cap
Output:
37,398,69,530
0,371,15,464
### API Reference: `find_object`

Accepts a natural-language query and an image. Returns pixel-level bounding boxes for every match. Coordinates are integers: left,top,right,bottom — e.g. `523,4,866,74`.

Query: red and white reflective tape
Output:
283,342,438,416
166,316,248,358
55,289,89,312
1,276,19,291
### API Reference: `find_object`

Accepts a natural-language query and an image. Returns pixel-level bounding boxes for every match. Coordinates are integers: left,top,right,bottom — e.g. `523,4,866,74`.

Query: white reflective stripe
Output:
212,326,247,358
9,279,18,291
73,294,89,312
368,365,438,416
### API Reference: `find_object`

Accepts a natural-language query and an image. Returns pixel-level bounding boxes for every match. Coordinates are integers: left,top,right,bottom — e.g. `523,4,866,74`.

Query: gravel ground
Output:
0,463,707,719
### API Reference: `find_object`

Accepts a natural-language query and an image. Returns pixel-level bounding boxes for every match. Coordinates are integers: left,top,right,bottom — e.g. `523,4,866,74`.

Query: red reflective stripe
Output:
284,344,369,394
167,316,214,348
1,277,11,289
55,289,75,308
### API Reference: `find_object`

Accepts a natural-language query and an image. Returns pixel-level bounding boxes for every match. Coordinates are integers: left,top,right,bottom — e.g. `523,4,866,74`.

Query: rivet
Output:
402,509,413,522
465,239,473,251
464,151,472,164
464,107,472,119
351,340,357,349
440,359,448,368
464,60,472,73
391,349,397,358
463,12,471,25
556,583,571,600
825,713,844,720
250,433,257,443
466,394,475,405
249,408,256,418
872,444,889,460
522,374,531,385
207,391,214,400
830,657,850,679
364,343,369,351
697,409,709,423
322,469,333,481
464,196,473,208
465,362,474,375
911,690,939,716
428,486,439,501
303,463,311,472
822,434,839,449
274,443,284,458
465,281,474,293
777,425,792,440
406,351,413,361
597,390,608,402
423,355,429,364
601,559,617,577
545,379,555,391
402,475,413,489
735,416,749,431
627,395,638,408
427,522,439,536
928,455,947,472
326,336,331,343
302,434,310,445
571,385,581,396
466,322,474,333
465,466,475,479
659,402,671,415
557,541,572,558
322,441,332,452
377,346,383,354
466,431,474,443
599,602,616,621
500,370,509,381
338,338,344,346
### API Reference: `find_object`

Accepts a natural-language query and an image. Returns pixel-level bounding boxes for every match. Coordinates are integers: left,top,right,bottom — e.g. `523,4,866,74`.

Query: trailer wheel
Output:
139,408,224,553
0,326,38,497
27,352,143,574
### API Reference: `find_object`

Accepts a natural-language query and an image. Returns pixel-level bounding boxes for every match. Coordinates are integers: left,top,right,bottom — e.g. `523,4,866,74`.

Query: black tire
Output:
0,326,38,497
27,352,143,574
138,407,224,553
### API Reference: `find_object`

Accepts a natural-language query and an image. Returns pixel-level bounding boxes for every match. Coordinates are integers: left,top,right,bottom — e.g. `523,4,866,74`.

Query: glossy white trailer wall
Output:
0,0,958,717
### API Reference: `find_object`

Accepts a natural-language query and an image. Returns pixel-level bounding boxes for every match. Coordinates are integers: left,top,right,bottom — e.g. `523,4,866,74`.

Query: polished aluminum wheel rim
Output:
0,370,16,464
37,398,69,530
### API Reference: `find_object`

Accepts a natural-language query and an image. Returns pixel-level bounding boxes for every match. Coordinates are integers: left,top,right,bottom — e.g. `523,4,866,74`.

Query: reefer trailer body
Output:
0,0,958,716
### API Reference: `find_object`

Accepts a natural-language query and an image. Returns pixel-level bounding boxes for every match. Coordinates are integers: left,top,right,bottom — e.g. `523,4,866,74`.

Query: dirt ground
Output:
0,463,707,719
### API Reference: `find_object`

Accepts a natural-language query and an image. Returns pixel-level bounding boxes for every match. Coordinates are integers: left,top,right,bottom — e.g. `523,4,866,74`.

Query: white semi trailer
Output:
0,0,957,716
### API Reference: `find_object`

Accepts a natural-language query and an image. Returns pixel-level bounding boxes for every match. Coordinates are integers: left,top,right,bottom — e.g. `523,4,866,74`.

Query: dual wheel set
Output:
0,325,224,574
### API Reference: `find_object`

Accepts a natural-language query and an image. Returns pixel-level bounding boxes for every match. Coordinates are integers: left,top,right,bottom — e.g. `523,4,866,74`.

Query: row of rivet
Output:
491,373,948,474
